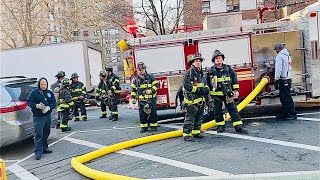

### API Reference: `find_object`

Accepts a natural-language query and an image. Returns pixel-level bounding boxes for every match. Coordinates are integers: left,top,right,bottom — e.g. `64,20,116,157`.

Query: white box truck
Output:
0,41,103,91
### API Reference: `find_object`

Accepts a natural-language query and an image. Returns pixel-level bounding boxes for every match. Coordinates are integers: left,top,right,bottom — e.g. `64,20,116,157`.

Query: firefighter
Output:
51,71,65,91
57,78,74,132
96,71,108,118
105,65,121,121
50,71,65,129
70,73,87,121
182,53,209,141
274,43,297,120
131,62,158,132
206,49,248,134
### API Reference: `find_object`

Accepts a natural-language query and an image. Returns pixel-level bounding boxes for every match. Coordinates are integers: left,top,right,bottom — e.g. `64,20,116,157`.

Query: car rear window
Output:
0,85,12,107
4,81,37,101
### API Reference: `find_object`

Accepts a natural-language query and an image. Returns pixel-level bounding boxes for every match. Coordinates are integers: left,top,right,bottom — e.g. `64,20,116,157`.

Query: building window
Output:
51,36,58,42
110,47,117,53
95,39,100,44
227,0,240,12
83,31,89,37
202,1,210,14
107,29,120,35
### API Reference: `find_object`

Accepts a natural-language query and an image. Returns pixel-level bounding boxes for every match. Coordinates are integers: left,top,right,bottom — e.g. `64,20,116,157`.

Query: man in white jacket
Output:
274,43,297,120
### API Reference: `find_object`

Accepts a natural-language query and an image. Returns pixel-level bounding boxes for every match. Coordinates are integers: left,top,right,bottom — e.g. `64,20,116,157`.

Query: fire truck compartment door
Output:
198,36,251,68
134,44,185,73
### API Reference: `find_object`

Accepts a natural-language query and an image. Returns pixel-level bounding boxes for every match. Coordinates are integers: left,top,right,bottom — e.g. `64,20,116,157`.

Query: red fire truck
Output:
119,3,319,110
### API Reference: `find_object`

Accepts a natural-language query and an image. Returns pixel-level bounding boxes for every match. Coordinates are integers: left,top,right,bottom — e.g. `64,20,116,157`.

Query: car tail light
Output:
0,101,28,113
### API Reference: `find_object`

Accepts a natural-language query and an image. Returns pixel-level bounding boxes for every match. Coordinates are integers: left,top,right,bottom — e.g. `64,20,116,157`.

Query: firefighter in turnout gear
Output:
57,78,74,132
105,65,121,121
96,71,108,118
206,50,248,134
131,62,158,133
183,53,209,141
51,71,65,129
70,73,87,121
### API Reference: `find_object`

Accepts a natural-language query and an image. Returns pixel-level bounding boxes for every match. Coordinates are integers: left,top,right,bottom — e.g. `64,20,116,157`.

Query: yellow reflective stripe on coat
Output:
131,84,137,89
150,123,158,127
114,90,121,93
139,94,156,99
140,123,148,127
233,121,243,126
101,90,106,93
68,101,74,106
131,92,137,96
59,104,69,108
72,89,82,92
216,121,225,126
196,83,204,87
209,91,224,96
95,93,100,96
183,97,205,105
192,130,200,134
191,86,197,93
72,97,79,100
217,77,231,82
152,86,158,91
233,84,239,89
152,80,157,86
112,86,116,90
113,79,120,84
139,84,152,88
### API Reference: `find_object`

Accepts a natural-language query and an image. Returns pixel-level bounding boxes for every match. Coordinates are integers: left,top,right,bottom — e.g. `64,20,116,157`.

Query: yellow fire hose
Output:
71,77,269,180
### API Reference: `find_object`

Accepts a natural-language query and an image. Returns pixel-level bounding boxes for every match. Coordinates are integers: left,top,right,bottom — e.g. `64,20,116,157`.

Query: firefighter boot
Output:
73,117,80,122
140,127,148,133
193,133,204,139
184,136,195,142
100,115,107,119
216,125,225,133
82,116,87,121
112,115,118,121
150,126,157,132
61,127,71,132
109,115,114,121
234,125,248,134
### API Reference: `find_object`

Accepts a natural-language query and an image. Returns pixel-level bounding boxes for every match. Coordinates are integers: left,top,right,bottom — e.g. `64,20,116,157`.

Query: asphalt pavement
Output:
1,103,319,180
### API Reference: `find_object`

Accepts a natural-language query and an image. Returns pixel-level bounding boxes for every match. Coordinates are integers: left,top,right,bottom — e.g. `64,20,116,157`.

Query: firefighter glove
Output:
146,89,152,95
42,106,50,114
274,80,279,90
36,102,46,110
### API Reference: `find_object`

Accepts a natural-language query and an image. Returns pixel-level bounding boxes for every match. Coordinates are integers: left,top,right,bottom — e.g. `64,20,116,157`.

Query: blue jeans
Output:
33,114,51,156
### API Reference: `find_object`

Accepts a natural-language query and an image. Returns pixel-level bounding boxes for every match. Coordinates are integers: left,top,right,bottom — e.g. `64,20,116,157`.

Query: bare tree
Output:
134,0,184,35
0,0,52,48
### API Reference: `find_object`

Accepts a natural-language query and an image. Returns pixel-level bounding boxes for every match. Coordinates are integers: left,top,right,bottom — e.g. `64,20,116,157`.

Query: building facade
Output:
183,0,318,27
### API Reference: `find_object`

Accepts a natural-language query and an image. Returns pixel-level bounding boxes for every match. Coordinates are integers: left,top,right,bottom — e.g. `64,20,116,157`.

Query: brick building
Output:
183,0,318,27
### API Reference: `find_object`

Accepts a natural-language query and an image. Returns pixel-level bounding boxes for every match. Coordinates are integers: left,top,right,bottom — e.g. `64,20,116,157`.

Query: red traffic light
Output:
127,20,138,38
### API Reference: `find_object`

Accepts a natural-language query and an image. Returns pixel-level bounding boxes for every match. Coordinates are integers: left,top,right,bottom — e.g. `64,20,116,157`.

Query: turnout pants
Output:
73,100,87,119
60,108,70,129
108,94,119,117
279,79,297,116
100,99,107,116
213,96,243,127
139,98,157,127
183,104,204,136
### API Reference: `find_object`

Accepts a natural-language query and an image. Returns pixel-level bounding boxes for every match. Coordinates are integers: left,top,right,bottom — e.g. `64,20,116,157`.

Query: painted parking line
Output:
63,136,231,176
147,170,320,180
162,124,320,152
297,117,320,122
7,164,40,180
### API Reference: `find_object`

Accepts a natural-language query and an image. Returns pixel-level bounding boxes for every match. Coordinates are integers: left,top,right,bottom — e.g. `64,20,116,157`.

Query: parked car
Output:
0,76,58,147
119,83,131,104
